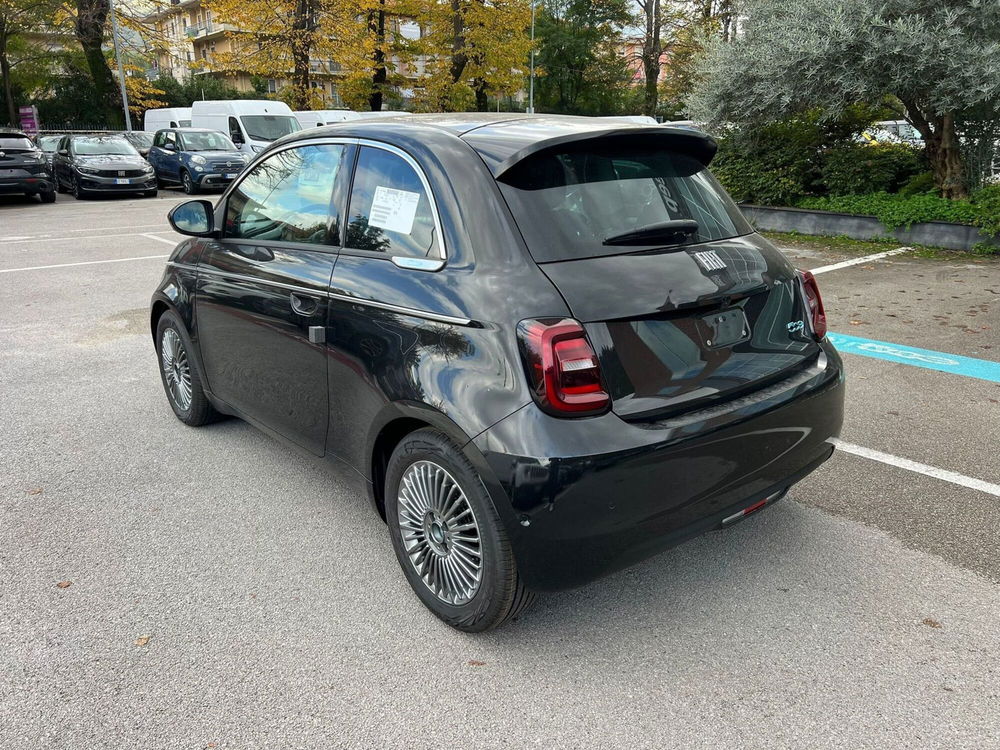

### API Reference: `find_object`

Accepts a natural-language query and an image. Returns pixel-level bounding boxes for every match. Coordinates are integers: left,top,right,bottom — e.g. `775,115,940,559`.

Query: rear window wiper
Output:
603,219,699,246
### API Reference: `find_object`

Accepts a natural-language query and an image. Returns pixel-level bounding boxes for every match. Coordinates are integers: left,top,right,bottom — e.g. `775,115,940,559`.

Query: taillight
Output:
798,270,827,340
516,318,610,416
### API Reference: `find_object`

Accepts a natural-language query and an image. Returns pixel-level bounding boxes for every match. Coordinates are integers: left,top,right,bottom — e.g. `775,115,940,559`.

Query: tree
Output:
73,0,122,125
206,0,357,110
689,0,1000,199
416,0,532,112
0,0,61,124
534,0,631,114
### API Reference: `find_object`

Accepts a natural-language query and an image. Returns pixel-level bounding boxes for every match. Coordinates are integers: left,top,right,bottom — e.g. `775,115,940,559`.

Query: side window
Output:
153,131,163,148
345,147,439,258
164,131,178,149
228,117,243,143
224,144,345,246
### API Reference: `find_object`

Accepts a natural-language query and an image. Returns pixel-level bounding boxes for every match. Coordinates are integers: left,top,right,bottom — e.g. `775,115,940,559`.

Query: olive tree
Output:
689,0,1000,198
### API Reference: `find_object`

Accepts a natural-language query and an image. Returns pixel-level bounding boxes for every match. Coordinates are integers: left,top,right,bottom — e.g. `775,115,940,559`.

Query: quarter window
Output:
345,146,439,258
224,144,345,246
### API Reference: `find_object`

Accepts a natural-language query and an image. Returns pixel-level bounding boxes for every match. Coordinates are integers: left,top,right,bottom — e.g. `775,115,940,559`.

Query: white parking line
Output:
809,247,910,275
0,224,167,241
141,233,179,246
832,439,1000,497
0,231,166,245
0,254,168,274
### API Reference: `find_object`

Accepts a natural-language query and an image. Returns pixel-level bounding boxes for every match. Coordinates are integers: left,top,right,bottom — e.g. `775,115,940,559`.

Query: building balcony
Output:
185,22,237,39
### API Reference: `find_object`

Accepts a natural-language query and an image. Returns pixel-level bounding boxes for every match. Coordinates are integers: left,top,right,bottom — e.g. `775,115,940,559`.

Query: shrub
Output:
970,185,1000,237
796,192,995,234
820,143,924,196
898,172,938,197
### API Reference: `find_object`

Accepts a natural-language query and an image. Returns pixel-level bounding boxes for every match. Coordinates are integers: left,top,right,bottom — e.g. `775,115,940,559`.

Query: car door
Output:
194,139,351,455
147,130,165,175
54,136,69,187
161,130,181,180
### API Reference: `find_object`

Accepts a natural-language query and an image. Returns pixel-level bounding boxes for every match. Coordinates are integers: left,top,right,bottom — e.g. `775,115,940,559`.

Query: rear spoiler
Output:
471,126,718,179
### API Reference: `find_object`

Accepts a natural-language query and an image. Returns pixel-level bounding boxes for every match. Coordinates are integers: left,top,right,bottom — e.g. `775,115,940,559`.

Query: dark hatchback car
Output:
53,134,157,199
150,115,844,632
0,130,56,202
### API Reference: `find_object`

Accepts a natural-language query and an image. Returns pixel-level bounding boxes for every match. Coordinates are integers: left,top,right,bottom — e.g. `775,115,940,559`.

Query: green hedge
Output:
796,186,1000,236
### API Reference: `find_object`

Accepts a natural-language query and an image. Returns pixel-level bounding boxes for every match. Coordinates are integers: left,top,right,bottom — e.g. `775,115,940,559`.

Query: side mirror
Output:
163,142,176,151
58,149,69,155
230,132,245,145
168,199,216,237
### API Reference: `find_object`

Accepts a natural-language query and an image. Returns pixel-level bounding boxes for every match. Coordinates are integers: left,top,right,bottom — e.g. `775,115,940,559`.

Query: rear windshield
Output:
498,145,752,262
0,136,34,151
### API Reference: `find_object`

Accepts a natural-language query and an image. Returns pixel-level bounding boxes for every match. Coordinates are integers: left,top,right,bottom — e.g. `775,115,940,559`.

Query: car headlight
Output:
77,166,100,175
190,154,207,165
142,164,155,174
194,165,204,172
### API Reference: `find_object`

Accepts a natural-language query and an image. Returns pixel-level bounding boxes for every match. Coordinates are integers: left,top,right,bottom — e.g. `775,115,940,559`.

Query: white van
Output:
144,107,193,132
190,100,301,155
353,111,412,119
294,110,361,128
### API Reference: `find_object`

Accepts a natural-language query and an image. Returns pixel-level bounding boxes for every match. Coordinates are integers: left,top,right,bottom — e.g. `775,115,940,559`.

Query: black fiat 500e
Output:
151,115,844,631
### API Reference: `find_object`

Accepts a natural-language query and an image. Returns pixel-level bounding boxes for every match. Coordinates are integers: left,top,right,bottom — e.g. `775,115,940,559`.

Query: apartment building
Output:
144,0,425,107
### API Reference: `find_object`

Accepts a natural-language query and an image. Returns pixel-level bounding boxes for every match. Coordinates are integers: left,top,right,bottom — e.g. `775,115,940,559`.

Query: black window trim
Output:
217,137,354,255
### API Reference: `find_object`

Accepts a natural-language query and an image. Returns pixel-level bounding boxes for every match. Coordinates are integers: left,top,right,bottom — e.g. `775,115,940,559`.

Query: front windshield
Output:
179,119,191,127
37,136,61,152
71,137,139,156
181,131,237,151
240,115,300,141
0,136,35,151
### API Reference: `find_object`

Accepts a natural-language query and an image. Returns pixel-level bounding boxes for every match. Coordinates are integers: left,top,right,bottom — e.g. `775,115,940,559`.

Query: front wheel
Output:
72,176,88,200
181,170,199,195
155,311,218,426
385,429,535,632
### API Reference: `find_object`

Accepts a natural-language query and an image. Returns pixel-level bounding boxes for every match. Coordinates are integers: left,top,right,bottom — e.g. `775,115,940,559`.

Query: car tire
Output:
39,190,56,204
181,170,199,195
385,428,536,632
155,311,218,427
72,176,88,200
145,189,158,198
55,177,67,194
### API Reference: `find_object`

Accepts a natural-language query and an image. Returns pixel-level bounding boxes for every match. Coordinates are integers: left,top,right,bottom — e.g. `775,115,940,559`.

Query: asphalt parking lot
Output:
2,190,998,748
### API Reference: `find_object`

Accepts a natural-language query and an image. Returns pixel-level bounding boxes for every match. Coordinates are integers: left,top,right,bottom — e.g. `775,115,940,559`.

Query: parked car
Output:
34,134,62,170
52,134,157,199
147,128,248,194
150,115,845,632
144,107,192,132
191,99,300,156
120,130,155,158
0,129,56,202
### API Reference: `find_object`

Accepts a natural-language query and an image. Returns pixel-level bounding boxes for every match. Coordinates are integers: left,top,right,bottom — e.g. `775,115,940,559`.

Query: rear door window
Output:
344,146,439,258
224,144,346,245
498,145,752,262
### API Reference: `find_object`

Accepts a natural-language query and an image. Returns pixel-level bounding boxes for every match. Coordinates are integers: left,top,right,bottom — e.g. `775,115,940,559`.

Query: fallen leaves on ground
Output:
27,488,43,495
922,618,942,629
467,660,487,667
135,636,151,647
56,581,71,589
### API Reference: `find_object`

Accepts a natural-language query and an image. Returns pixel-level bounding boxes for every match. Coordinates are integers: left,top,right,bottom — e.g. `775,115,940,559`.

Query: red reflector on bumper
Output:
721,493,781,526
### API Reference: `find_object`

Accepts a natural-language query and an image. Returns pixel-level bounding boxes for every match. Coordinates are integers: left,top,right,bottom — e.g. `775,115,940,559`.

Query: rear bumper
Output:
471,344,845,591
0,177,53,193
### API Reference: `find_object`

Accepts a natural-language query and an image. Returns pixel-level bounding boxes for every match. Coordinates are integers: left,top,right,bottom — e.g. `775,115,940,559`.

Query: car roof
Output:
279,113,718,176
0,130,30,138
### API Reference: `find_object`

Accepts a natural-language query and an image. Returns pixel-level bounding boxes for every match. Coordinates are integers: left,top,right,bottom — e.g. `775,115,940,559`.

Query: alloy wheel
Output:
160,328,193,411
397,460,483,605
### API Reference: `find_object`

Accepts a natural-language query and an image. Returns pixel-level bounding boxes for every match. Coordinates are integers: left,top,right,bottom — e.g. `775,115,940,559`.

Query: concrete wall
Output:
740,205,1000,252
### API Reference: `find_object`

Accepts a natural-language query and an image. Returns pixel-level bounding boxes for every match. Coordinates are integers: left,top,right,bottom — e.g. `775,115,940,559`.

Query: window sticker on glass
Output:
369,186,420,234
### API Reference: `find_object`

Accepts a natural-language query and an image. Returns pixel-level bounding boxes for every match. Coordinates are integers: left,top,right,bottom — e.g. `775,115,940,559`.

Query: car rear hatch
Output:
492,129,821,422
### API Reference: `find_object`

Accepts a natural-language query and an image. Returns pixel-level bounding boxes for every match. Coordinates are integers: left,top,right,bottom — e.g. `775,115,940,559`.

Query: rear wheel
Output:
39,190,56,204
155,311,218,426
385,428,535,632
181,170,199,195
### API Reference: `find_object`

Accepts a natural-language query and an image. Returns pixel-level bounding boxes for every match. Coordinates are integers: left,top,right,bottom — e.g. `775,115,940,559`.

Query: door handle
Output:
289,292,320,316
